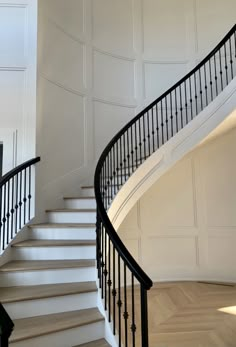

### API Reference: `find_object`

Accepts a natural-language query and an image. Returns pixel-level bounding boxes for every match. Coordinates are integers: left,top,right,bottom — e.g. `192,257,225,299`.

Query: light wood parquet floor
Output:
121,281,236,347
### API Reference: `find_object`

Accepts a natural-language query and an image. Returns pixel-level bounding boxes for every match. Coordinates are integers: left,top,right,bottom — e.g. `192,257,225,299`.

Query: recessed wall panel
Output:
142,237,197,268
0,70,24,128
92,0,134,57
201,130,236,227
0,5,26,65
39,78,85,182
39,19,84,92
94,101,135,159
143,0,190,60
41,0,84,39
93,51,135,102
140,158,195,230
144,62,187,98
196,0,236,54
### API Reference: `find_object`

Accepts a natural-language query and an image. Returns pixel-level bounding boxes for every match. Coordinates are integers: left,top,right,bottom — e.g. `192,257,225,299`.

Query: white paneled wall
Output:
37,0,236,212
118,127,236,282
0,0,37,173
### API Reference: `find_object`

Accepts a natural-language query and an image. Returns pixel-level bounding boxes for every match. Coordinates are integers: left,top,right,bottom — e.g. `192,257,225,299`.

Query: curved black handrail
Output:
95,24,236,347
0,157,40,253
0,303,14,347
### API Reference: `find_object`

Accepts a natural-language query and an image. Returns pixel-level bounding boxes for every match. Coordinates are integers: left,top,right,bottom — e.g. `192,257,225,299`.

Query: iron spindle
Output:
224,43,229,85
165,97,169,140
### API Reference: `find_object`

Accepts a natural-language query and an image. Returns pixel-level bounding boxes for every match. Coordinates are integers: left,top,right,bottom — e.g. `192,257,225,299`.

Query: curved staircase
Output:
1,24,236,347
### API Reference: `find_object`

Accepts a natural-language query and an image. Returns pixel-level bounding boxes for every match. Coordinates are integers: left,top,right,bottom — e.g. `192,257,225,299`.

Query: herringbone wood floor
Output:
117,281,236,347
146,281,236,347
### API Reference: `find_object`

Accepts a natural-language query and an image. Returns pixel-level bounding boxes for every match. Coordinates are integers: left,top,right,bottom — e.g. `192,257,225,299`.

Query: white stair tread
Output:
74,338,111,347
0,281,97,303
28,223,96,228
12,240,96,247
10,308,104,343
0,259,95,272
46,209,96,213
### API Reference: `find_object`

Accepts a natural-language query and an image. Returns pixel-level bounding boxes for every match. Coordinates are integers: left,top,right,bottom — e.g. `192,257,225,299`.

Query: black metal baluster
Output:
2,184,6,250
229,37,234,79
112,247,116,335
130,125,134,174
7,181,10,245
116,141,119,191
147,111,151,157
117,255,122,347
142,114,146,161
194,72,198,116
184,80,188,124
131,273,136,347
209,59,213,101
101,223,104,298
123,264,128,347
0,187,2,251
112,145,116,199
140,285,149,347
151,107,155,153
219,49,223,90
189,77,193,120
24,168,27,225
160,100,164,144
11,177,14,239
108,237,111,322
126,130,131,178
175,89,178,132
199,68,203,111
224,42,228,85
104,230,108,310
165,97,169,140
155,104,160,148
203,64,208,107
138,118,142,164
28,166,31,220
119,137,123,187
179,85,183,129
134,122,138,169
170,92,174,137
123,134,127,182
214,54,218,96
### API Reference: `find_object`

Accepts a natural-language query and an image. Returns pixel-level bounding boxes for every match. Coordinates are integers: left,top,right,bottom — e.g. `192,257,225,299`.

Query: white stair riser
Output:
4,291,97,319
9,321,105,347
47,212,96,224
0,267,96,287
29,227,96,240
12,246,96,260
81,188,94,197
64,199,96,209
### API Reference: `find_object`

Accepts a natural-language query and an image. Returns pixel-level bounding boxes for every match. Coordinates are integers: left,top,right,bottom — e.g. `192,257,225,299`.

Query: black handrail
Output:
94,24,236,347
0,303,14,347
0,156,40,253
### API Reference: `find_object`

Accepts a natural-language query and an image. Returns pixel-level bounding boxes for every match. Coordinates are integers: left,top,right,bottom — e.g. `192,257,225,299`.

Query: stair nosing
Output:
10,308,104,343
12,240,96,248
0,281,97,303
28,223,96,229
0,259,95,273
46,209,96,213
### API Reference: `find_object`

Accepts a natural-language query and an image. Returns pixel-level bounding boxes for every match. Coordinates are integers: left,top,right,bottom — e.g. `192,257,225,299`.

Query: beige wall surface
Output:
119,126,236,282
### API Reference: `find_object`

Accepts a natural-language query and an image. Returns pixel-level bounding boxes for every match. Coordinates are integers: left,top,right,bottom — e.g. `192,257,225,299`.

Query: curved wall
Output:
118,122,236,282
36,0,236,213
